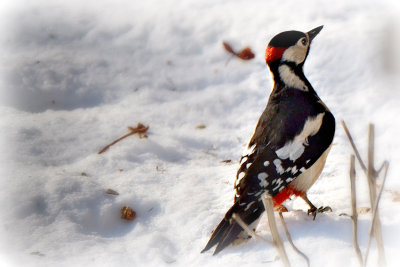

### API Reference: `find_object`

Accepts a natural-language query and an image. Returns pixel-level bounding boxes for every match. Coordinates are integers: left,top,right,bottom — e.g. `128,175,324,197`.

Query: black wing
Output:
235,88,335,201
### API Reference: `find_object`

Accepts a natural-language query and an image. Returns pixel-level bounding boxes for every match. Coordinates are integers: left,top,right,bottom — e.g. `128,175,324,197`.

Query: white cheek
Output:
278,65,307,90
282,45,307,64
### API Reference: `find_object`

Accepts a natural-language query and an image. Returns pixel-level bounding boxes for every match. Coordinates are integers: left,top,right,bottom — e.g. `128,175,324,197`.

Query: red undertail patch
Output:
272,186,304,207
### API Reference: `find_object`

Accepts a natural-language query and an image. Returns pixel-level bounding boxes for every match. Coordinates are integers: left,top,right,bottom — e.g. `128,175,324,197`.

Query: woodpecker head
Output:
265,26,323,91
265,26,323,67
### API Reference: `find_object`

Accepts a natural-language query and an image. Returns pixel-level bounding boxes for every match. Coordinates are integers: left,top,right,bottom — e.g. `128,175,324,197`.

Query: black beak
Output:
307,25,323,42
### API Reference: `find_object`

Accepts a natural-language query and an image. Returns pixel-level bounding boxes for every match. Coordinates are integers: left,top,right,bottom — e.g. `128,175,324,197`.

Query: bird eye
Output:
301,38,307,46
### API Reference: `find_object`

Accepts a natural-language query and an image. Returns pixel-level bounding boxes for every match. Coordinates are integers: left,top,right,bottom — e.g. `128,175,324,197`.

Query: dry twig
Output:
365,161,389,266
342,122,387,266
341,120,367,171
98,123,149,154
278,212,310,267
262,195,290,267
231,213,273,245
349,155,363,266
365,124,386,266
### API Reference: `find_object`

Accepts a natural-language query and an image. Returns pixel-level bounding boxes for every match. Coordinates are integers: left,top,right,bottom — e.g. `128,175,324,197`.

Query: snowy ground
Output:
1,0,400,266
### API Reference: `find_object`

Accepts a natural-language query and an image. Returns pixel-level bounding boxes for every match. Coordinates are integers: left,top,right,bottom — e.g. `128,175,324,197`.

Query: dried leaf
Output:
222,41,235,54
357,207,371,214
106,189,119,195
237,47,255,60
156,166,166,173
121,206,136,221
386,189,400,202
221,159,232,163
222,41,255,60
30,251,45,257
196,124,206,129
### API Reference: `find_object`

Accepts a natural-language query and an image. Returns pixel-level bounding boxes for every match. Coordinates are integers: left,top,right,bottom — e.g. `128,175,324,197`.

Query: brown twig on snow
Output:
98,123,149,154
278,212,310,267
349,155,363,267
365,124,386,267
365,161,388,266
342,122,387,266
262,195,291,267
231,213,273,245
341,120,367,171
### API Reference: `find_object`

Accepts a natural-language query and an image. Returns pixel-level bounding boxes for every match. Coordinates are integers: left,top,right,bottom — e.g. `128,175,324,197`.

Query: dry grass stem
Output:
364,161,389,266
262,195,290,267
341,120,367,171
278,212,310,267
349,155,363,267
342,122,387,266
231,213,273,245
365,124,386,267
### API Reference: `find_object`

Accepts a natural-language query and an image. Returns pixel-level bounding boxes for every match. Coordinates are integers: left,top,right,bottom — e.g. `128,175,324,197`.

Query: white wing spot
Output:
245,201,255,211
273,159,284,174
264,161,270,167
291,166,298,174
258,172,269,187
286,177,294,183
243,144,256,156
238,172,245,180
276,113,325,162
240,156,248,164
258,172,268,180
246,163,252,169
306,159,311,164
272,178,284,191
255,191,263,197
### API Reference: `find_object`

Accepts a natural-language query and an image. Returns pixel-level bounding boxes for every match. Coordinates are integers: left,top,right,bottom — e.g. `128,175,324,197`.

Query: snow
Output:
1,0,400,266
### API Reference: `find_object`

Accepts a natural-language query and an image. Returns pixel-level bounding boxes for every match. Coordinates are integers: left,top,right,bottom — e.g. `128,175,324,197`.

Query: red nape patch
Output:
265,46,286,65
272,186,304,207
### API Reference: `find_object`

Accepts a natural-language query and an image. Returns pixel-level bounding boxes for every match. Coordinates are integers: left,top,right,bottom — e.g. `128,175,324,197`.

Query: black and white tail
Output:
201,197,264,255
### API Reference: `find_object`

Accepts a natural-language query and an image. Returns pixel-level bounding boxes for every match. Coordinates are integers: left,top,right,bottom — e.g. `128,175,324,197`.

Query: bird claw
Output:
307,206,332,220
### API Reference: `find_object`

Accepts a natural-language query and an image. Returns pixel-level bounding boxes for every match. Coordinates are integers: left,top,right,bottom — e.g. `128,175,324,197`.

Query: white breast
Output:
290,145,332,193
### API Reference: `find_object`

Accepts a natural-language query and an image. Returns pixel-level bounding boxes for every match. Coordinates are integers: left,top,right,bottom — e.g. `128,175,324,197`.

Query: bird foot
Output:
307,206,332,220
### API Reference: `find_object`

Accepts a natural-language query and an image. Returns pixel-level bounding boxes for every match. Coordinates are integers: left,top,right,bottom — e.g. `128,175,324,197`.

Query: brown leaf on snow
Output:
222,41,255,60
121,206,136,221
106,189,119,195
357,207,371,214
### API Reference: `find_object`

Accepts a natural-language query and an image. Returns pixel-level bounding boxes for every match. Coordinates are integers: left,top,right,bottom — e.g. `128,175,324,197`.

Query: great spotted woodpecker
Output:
202,26,335,255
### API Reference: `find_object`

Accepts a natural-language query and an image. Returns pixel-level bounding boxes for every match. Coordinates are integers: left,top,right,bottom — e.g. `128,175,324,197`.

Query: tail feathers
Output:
201,216,231,253
202,200,263,255
201,217,243,255
213,223,243,255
